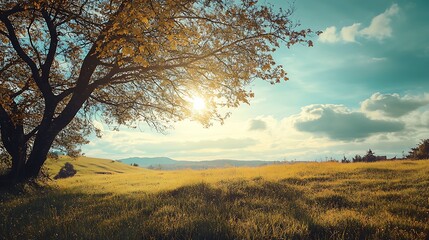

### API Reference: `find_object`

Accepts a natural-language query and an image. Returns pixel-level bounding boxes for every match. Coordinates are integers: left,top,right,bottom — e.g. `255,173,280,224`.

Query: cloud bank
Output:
83,92,429,161
361,92,429,117
360,4,399,40
319,4,399,43
294,104,404,140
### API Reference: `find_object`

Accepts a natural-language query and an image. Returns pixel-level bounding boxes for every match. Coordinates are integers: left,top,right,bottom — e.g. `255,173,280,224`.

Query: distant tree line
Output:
341,139,429,163
147,164,163,170
340,149,387,163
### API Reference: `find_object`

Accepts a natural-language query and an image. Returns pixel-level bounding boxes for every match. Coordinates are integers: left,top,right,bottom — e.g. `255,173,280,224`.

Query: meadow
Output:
0,156,428,239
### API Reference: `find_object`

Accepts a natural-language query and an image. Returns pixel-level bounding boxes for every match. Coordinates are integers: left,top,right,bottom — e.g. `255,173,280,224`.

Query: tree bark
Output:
8,143,27,182
23,129,58,180
0,134,27,186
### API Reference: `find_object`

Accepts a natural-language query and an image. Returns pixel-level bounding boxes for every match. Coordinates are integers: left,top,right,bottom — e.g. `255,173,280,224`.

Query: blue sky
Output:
83,0,429,161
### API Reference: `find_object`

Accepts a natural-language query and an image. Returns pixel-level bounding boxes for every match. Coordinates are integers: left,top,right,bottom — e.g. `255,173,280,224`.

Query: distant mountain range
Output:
117,157,279,170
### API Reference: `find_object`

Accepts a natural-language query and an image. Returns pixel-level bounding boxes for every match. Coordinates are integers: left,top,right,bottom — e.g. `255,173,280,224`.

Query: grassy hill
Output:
46,155,143,175
117,156,277,170
1,156,428,239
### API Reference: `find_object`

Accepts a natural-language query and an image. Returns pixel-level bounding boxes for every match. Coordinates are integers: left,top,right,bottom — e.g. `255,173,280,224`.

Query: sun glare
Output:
192,96,206,112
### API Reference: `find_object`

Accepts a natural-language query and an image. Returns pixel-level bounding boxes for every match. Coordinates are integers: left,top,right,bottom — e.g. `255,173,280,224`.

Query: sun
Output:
192,96,206,112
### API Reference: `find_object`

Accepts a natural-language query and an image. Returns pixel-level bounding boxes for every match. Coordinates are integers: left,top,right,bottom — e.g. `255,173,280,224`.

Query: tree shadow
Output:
1,178,428,239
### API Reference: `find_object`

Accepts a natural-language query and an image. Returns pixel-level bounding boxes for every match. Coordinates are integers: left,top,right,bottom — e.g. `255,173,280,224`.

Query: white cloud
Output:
318,4,399,44
294,104,405,140
318,26,340,43
340,23,361,43
82,92,429,162
402,110,429,130
360,4,399,40
361,92,429,118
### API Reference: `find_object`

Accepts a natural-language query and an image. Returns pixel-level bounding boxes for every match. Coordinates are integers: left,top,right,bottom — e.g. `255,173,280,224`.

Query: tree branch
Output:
26,17,43,68
89,32,269,89
0,58,20,76
0,4,24,17
0,104,15,153
40,8,57,100
24,126,39,142
10,79,31,99
0,14,40,82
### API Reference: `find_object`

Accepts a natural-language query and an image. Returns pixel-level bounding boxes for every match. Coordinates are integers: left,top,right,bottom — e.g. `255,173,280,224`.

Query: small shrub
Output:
54,162,77,179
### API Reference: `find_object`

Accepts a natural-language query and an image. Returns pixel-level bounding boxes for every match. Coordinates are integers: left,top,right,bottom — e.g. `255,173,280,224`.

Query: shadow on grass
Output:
1,179,428,240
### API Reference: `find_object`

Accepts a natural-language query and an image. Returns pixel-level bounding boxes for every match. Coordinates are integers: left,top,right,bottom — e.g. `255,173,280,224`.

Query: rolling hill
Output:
117,157,277,170
45,155,144,176
1,156,428,239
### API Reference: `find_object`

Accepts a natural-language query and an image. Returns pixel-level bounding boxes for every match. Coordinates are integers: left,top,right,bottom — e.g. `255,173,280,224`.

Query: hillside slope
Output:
118,156,276,169
1,158,428,239
45,156,144,176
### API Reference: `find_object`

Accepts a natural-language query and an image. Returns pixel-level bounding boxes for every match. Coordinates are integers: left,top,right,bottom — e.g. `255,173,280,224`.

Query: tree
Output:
407,139,429,160
363,149,376,162
0,0,316,184
341,156,350,163
352,154,362,163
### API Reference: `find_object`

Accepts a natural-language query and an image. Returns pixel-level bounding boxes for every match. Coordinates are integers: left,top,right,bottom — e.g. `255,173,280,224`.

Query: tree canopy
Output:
407,139,429,160
0,0,315,183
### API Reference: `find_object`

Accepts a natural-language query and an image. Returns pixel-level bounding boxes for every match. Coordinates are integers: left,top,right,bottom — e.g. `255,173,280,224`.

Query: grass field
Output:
1,156,428,239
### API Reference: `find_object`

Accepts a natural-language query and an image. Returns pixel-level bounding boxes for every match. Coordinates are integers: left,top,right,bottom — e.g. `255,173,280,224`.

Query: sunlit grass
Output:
1,157,428,239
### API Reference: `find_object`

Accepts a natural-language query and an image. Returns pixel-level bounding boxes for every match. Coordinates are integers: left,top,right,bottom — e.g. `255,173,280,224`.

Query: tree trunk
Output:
0,127,28,185
0,129,57,185
0,150,26,186
8,147,27,182
23,130,58,180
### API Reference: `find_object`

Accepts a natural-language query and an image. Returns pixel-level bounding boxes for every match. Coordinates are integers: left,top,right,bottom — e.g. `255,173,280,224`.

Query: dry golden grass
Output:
1,156,428,239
